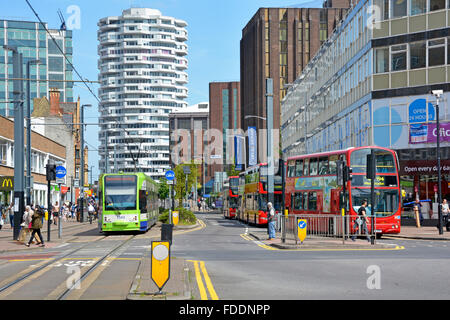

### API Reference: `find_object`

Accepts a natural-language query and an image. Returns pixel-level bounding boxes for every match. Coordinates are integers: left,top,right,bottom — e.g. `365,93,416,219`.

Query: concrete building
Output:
0,19,74,117
0,115,66,207
169,102,209,193
281,0,450,220
240,5,349,164
97,8,188,180
208,81,241,182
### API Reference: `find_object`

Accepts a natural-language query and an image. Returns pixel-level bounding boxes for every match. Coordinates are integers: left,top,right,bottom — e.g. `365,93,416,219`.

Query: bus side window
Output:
303,192,308,210
329,155,338,174
294,193,302,210
288,161,295,177
295,160,303,177
310,158,318,176
318,157,329,175
303,159,310,176
309,192,317,211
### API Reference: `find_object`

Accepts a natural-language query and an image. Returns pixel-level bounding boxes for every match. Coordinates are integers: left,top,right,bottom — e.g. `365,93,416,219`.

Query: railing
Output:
277,214,375,243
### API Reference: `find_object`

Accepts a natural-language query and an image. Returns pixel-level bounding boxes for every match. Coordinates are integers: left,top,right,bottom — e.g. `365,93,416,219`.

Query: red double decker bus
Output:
285,146,401,235
223,176,239,219
239,163,283,226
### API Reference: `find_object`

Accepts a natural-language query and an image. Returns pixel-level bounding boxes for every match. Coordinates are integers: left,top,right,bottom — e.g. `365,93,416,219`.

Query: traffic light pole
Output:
370,150,376,245
47,178,51,242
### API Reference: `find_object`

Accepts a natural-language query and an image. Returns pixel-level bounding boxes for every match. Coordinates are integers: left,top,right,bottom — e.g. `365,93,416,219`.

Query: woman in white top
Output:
19,206,33,243
442,199,449,215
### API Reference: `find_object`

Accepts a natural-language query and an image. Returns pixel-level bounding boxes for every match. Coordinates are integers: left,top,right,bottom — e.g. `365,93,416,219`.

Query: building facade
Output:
97,8,188,180
169,102,209,193
240,5,349,164
208,81,241,182
0,19,74,117
0,115,66,207
281,0,450,219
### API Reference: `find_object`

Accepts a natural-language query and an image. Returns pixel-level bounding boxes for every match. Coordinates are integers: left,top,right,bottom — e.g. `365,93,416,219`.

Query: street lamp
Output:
432,89,443,235
26,59,41,206
80,104,92,223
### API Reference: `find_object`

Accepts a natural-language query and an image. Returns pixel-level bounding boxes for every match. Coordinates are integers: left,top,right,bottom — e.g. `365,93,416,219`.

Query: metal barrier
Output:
279,214,374,243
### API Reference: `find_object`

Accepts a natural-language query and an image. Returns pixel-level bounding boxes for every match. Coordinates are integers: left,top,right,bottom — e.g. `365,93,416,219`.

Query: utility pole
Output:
432,90,444,235
266,78,274,205
5,45,24,240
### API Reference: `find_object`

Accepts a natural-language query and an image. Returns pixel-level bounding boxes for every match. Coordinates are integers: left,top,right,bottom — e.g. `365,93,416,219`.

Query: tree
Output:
174,162,199,202
158,177,169,200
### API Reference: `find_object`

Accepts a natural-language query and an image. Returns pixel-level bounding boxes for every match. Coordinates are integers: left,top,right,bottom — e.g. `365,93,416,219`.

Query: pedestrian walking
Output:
19,205,33,243
25,206,45,247
267,202,276,240
442,199,449,231
6,202,14,228
0,205,5,230
52,201,59,225
351,199,371,242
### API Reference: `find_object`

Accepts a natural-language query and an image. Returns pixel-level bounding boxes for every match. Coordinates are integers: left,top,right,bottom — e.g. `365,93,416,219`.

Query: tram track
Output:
0,233,137,299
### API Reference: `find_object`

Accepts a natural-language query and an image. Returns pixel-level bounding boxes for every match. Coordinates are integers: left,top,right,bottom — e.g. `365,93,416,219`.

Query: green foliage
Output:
226,164,241,177
158,207,197,225
174,162,199,201
158,177,170,200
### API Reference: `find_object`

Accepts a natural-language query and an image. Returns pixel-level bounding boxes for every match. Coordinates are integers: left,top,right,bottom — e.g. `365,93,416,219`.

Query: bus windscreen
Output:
104,175,137,211
351,188,399,217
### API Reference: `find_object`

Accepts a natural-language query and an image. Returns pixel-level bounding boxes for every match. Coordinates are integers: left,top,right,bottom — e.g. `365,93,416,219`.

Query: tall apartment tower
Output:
240,4,348,163
0,20,73,117
97,8,188,180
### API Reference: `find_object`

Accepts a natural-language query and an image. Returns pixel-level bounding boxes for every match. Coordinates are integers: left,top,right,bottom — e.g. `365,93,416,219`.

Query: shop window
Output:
428,39,445,66
409,41,426,69
430,0,445,11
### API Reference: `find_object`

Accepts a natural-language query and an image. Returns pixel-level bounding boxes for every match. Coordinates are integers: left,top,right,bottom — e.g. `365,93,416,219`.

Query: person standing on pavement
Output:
52,201,59,225
267,202,276,240
19,205,33,243
6,202,14,228
25,206,45,247
351,199,371,242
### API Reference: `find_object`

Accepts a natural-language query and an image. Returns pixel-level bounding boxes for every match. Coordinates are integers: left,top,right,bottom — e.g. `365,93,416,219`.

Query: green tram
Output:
98,173,159,233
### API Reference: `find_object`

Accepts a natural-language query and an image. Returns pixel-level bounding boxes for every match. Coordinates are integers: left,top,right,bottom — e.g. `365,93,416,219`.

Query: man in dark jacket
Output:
25,206,45,247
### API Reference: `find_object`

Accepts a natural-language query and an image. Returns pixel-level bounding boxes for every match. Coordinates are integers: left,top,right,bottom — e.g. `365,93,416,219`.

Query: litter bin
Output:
161,223,174,245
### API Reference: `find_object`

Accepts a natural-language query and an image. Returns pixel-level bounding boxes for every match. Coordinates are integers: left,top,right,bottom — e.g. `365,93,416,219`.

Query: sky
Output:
2,0,323,181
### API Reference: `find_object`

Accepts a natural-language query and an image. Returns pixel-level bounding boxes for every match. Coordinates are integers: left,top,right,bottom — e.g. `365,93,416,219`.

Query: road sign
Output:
297,219,307,244
165,170,175,181
56,177,65,185
183,166,191,174
151,241,170,293
55,166,67,179
172,211,179,225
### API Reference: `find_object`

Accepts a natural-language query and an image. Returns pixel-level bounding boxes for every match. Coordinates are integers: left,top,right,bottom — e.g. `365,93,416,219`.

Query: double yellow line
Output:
187,260,218,300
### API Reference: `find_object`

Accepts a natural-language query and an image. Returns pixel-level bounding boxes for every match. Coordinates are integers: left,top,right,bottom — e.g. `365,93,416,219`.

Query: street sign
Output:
73,179,80,188
297,219,307,244
165,170,175,181
151,241,171,293
55,166,67,179
183,166,191,174
56,177,65,185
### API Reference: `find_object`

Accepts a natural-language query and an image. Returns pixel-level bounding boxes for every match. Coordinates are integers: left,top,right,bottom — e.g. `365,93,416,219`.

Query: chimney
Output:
49,88,62,115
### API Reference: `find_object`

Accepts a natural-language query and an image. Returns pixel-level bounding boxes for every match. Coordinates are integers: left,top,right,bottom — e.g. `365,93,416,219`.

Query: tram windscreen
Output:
351,188,399,217
104,175,137,211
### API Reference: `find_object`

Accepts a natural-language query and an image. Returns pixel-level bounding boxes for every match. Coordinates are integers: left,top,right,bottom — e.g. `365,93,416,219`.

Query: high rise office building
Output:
97,8,188,179
0,20,73,117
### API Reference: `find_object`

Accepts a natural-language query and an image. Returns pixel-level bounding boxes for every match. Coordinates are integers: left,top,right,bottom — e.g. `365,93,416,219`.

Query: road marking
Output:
187,260,219,300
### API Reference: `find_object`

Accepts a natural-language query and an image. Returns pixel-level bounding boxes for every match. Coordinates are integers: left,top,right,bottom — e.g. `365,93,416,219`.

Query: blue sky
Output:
3,0,322,180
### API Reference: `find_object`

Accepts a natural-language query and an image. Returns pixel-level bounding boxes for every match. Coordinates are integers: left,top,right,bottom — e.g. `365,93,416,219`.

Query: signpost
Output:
297,219,307,244
165,170,175,224
151,241,171,294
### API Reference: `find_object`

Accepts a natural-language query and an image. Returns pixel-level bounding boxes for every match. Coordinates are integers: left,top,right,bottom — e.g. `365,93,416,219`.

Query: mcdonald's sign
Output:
0,176,14,191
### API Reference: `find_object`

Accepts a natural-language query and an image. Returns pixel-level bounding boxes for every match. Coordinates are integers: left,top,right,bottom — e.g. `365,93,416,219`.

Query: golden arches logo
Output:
2,178,12,188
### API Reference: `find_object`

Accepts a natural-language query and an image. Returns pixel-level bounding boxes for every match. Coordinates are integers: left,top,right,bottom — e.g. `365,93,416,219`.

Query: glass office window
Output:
430,0,445,10
410,41,426,69
410,0,427,14
391,45,406,71
391,0,407,17
428,39,445,66
48,56,64,72
375,47,389,73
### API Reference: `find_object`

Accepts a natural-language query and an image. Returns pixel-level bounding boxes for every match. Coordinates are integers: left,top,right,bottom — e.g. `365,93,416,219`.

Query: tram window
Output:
288,161,296,177
308,192,317,211
329,155,338,174
303,158,310,176
318,157,329,175
294,193,302,210
309,158,318,175
295,159,304,176
139,190,147,213
303,192,308,210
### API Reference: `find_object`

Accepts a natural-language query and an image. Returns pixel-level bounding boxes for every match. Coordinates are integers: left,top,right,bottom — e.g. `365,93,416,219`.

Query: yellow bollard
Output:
414,207,421,228
45,210,48,221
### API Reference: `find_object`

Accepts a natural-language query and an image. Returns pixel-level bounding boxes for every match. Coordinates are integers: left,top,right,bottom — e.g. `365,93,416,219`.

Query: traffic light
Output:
343,165,352,183
46,164,56,181
366,154,375,180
